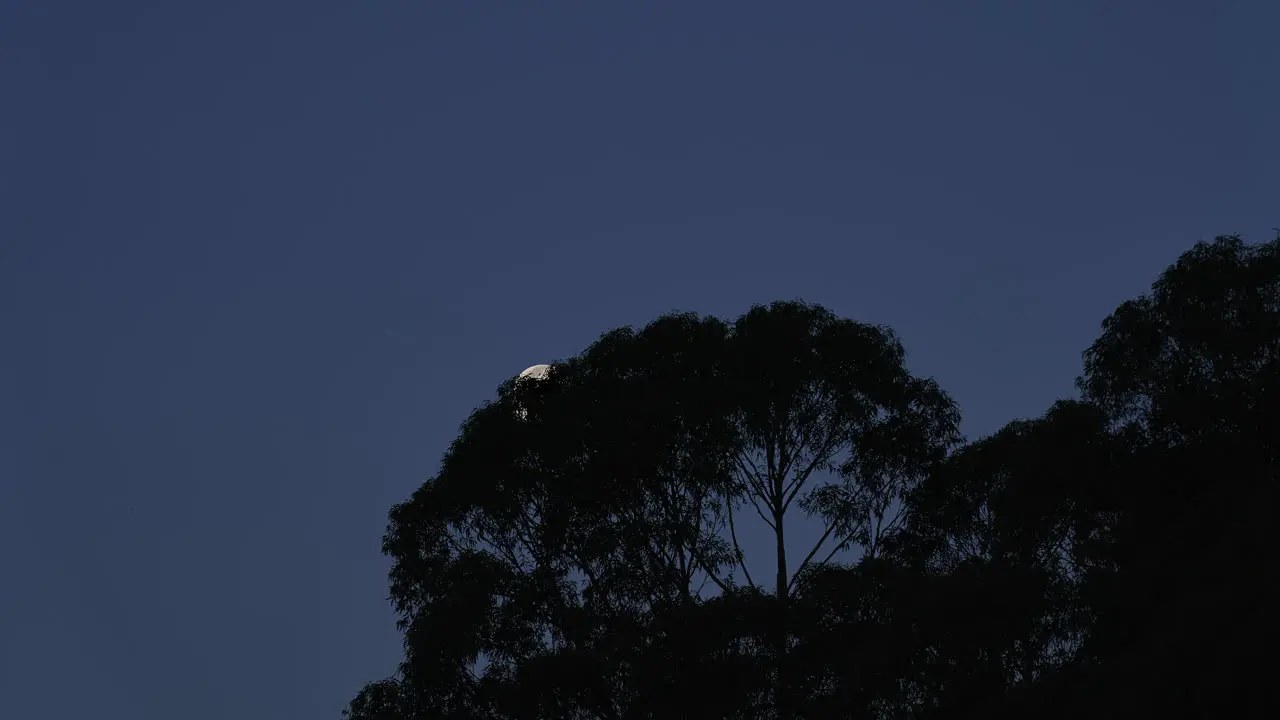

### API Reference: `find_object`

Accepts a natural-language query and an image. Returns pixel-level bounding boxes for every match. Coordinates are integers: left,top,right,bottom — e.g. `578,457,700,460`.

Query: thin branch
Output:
695,571,712,598
736,451,767,484
762,427,773,484
727,500,757,589
473,527,527,573
686,544,732,595
782,432,845,513
735,454,776,511
734,452,777,513
745,489,778,531
634,520,677,575
789,520,837,593
782,455,824,513
815,536,847,569
776,429,795,483
868,509,884,558
877,500,908,539
685,487,707,592
790,533,850,596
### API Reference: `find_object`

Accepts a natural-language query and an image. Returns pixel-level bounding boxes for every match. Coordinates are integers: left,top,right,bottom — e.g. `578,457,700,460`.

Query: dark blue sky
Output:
2,1,1276,717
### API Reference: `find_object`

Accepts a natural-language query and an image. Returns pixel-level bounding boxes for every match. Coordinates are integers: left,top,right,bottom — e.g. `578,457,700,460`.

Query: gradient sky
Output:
2,1,1277,717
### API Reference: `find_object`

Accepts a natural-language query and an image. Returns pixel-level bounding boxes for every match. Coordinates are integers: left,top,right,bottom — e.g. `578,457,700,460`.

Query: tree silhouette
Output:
346,301,959,719
346,234,1279,719
1061,234,1280,717
913,233,1280,719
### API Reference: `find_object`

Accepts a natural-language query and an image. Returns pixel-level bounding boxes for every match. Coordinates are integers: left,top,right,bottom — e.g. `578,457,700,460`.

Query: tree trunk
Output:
774,501,790,720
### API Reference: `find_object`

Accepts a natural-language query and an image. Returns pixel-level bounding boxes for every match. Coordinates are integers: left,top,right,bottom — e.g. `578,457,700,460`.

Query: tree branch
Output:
736,453,771,497
814,536,847,569
737,450,765,479
473,527,528,573
727,500,757,589
746,489,778,531
789,520,837,594
686,544,732,595
876,499,908,541
735,454,779,529
781,432,845,513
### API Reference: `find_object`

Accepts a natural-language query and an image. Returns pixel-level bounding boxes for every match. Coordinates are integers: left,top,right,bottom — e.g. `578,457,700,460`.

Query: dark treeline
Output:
346,234,1278,719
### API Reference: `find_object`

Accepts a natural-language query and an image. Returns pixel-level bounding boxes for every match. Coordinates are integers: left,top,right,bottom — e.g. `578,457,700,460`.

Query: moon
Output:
514,364,551,420
518,364,551,381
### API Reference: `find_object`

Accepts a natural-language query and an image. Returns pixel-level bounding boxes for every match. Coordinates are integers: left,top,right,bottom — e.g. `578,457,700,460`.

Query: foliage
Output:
347,234,1279,719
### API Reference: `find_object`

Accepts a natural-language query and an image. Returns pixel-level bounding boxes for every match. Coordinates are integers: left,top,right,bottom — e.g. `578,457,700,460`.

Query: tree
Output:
352,312,744,719
1063,233,1280,717
905,233,1280,718
877,399,1123,718
345,301,961,719
346,233,1280,719
839,233,1280,719
721,302,960,718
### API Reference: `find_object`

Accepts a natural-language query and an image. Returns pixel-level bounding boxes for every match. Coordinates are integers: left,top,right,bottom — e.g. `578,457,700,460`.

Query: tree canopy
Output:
346,233,1280,719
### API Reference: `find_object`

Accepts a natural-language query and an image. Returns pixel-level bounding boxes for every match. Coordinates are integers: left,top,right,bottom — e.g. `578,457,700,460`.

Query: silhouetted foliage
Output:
347,234,1279,719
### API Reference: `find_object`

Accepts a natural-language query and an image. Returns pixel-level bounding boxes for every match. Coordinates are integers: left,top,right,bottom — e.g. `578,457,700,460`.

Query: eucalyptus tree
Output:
344,230,1280,719
1055,233,1280,718
867,399,1123,716
882,233,1280,719
713,302,961,718
344,301,961,719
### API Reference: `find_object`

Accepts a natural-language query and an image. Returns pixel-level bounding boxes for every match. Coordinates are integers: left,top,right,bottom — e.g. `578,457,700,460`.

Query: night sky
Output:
3,1,1277,717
